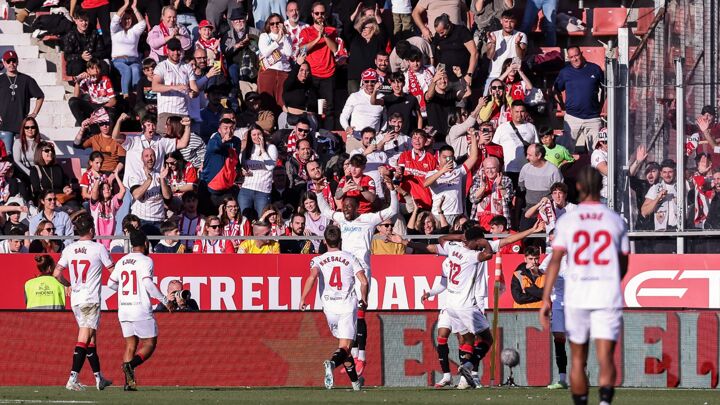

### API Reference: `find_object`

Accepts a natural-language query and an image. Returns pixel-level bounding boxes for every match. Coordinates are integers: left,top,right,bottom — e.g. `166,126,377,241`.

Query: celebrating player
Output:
541,229,569,390
108,230,173,391
53,214,114,391
299,226,369,391
540,167,629,405
315,177,398,374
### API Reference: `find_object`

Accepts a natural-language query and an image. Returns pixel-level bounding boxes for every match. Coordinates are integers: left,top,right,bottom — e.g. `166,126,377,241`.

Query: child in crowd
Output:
154,219,186,253
134,58,158,118
80,151,108,201
89,166,125,249
540,127,575,169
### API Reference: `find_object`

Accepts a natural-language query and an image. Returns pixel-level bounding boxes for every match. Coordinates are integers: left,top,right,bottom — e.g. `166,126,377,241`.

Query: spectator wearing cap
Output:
63,9,109,77
152,37,199,131
492,100,538,183
147,5,193,62
518,143,563,229
0,50,44,156
590,129,609,203
257,13,294,112
223,8,261,103
397,129,438,209
412,0,466,40
111,1,146,99
430,14,477,93
196,20,222,66
73,110,125,175
554,45,605,154
628,145,658,231
346,8,387,94
298,2,339,130
340,69,386,140
540,127,574,168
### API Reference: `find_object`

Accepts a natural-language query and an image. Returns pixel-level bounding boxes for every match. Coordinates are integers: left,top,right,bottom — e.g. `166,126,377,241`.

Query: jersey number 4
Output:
573,230,611,265
329,266,343,290
120,270,138,295
71,260,90,283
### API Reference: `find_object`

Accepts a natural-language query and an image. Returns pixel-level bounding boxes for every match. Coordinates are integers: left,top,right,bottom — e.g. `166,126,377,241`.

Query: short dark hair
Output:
349,154,367,168
182,190,198,202
489,215,507,229
376,50,389,58
660,159,676,170
219,118,235,126
389,71,405,82
511,100,526,109
160,219,178,235
360,127,376,137
439,145,454,155
324,226,342,248
388,112,404,121
550,182,568,194
73,213,95,237
142,57,157,69
433,13,451,28
73,9,88,20
129,230,148,248
406,49,423,62
501,10,516,20
296,138,312,149
296,117,311,127
464,226,486,242
122,214,141,233
525,245,541,257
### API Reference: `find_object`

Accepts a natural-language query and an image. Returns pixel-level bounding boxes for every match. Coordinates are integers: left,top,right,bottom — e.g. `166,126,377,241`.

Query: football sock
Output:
572,393,589,405
473,342,490,371
330,348,348,368
129,354,145,369
436,337,450,373
86,344,101,374
355,318,367,352
358,350,366,362
344,356,359,383
459,344,474,364
599,386,615,404
71,342,88,375
554,340,567,375
350,347,359,358
559,373,567,383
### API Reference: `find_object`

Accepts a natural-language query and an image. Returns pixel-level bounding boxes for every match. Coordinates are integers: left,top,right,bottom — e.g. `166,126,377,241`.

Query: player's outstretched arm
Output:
143,277,172,311
378,189,399,222
52,264,71,287
356,270,369,307
315,188,339,222
422,276,448,302
387,233,439,254
539,247,565,330
438,233,464,248
299,267,320,310
498,219,545,249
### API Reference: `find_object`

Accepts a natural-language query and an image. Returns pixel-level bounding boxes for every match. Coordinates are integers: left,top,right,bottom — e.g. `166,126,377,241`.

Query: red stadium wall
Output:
0,310,718,388
3,254,720,310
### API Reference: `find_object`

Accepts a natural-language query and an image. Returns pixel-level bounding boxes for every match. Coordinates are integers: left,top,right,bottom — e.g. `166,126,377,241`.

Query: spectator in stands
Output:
424,135,478,224
63,10,108,77
280,213,315,253
342,69,387,139
705,169,720,231
69,59,117,126
403,50,435,120
284,1,306,56
281,56,319,130
237,220,280,254
135,58,159,118
219,195,252,250
519,0,557,46
273,117,313,160
407,208,448,239
300,191,330,252
205,0,243,29
90,167,125,249
193,215,234,253
305,160,336,209
471,0,514,37
372,219,407,255
519,143,563,229
71,0,111,47
28,190,74,246
523,182,576,232
298,2,339,130
0,51,44,156
412,0,466,40
285,138,315,194
590,129,609,203
109,214,140,253
239,124,279,217
371,73,422,135
689,106,720,165
554,46,604,154
431,14,477,93
351,128,389,198
190,51,225,138
511,245,544,308
0,203,29,235
390,37,434,73
237,91,262,128
479,78,512,126
540,127,574,168
499,58,533,102
195,20,222,66
166,151,198,210
272,163,300,209
177,190,204,250
397,129,437,209
446,102,483,159
147,5,193,62
492,101,538,183
111,1,147,100
473,120,505,170
374,52,392,94
29,142,74,204
164,115,205,170
347,8,386,93
257,13,294,111
79,151,107,201
75,113,125,175
628,145,657,231
200,118,242,210
28,219,62,253
223,7,261,102
469,156,514,229
12,117,42,184
0,227,28,253
642,159,679,232
425,70,469,139
152,38,199,130
153,220,185,253
379,113,412,167
335,154,376,214
128,148,173,236
485,10,527,93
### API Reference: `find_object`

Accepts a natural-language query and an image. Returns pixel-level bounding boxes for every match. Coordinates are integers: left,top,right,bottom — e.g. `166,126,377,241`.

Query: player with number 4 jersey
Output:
53,214,114,392
540,167,629,405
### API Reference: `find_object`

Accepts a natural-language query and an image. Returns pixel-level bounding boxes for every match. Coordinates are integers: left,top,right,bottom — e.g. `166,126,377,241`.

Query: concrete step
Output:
0,45,38,59
18,57,49,74
0,20,23,34
41,85,67,101
0,34,33,46
43,127,80,142
32,99,71,115
34,72,59,86
35,112,77,129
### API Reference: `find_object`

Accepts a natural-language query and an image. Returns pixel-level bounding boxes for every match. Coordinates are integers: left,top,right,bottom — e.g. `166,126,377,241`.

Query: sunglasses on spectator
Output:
98,122,110,126
5,59,17,64
207,224,221,229
490,85,504,90
363,80,377,84
296,127,310,133
44,227,56,232
312,11,324,15
481,128,492,133
269,21,281,26
45,197,57,202
24,125,37,129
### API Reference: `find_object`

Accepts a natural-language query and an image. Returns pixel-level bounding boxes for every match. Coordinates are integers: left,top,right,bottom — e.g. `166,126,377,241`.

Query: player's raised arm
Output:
421,276,448,302
438,233,464,249
539,246,566,330
378,187,399,222
315,183,340,222
299,267,320,310
386,233,439,254
498,219,545,249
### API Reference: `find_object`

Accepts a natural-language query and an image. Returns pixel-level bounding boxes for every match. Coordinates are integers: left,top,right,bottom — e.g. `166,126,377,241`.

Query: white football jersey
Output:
110,253,156,321
540,251,567,306
58,240,114,305
441,243,489,309
311,251,365,313
552,202,629,309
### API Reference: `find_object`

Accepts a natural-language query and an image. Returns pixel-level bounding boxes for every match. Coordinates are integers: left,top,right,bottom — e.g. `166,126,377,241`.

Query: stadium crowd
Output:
0,0,716,255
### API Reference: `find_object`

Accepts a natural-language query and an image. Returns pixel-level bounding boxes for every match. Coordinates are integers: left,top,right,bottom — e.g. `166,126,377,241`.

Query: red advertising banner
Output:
4,254,720,310
0,310,717,388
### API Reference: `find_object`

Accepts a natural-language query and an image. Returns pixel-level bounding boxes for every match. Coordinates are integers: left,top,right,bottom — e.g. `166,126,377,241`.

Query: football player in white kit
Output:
540,167,629,405
540,229,569,390
107,230,173,391
315,179,398,374
299,226,369,391
53,214,114,391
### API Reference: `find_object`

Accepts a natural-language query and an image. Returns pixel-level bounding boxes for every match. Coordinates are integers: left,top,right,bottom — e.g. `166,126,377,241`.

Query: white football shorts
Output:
445,307,490,335
437,309,452,330
564,307,623,344
324,307,358,340
551,305,566,333
72,303,101,330
120,319,158,339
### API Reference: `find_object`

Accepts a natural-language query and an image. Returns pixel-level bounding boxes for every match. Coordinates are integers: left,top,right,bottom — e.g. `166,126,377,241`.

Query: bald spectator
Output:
128,148,172,235
412,0,466,40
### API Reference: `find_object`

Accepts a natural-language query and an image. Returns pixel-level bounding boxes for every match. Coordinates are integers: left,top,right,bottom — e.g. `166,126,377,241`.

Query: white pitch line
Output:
0,401,97,404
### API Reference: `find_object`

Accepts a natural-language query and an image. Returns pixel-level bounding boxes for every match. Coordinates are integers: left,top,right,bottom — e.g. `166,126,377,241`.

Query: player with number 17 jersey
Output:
58,240,114,308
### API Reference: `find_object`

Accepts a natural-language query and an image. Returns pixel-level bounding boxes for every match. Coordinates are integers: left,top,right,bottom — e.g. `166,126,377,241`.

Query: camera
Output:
174,289,191,302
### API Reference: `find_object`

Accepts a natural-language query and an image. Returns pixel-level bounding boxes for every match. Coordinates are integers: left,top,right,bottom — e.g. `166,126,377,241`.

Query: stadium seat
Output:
580,47,606,70
534,8,587,36
592,7,628,36
632,7,655,36
57,157,83,181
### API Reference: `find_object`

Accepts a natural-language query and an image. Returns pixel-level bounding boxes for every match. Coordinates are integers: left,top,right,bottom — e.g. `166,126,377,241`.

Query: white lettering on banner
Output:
290,277,302,310
383,277,409,310
211,277,236,310
367,277,379,310
624,270,720,308
268,277,288,310
412,276,444,309
184,277,208,305
242,277,264,310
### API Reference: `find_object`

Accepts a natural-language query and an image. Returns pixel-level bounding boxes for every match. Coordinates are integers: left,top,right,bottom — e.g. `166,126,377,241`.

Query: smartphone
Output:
437,63,446,73
213,61,221,70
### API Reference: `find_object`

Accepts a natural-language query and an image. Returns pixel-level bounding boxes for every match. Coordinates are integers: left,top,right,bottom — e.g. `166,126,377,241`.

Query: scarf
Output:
308,181,336,211
537,199,558,232
159,22,171,56
286,131,298,154
693,175,712,227
292,150,317,182
407,69,426,114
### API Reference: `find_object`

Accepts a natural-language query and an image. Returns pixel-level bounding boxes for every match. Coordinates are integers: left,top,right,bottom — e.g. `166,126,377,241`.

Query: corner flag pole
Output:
489,251,503,386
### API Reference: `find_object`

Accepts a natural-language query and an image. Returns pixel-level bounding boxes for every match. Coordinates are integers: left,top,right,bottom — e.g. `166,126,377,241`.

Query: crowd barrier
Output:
3,254,720,310
0,310,718,388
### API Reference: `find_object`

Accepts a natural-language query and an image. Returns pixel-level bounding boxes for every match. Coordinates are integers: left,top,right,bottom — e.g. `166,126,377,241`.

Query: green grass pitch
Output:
0,387,717,404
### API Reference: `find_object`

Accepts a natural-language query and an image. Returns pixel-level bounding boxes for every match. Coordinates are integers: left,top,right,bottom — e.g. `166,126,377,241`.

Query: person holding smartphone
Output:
258,13,294,111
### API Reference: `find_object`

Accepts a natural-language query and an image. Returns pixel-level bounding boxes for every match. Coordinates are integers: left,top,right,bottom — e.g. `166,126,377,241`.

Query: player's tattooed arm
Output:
498,219,545,248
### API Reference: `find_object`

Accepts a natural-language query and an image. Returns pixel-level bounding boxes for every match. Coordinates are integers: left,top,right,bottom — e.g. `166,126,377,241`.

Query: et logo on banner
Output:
624,270,720,308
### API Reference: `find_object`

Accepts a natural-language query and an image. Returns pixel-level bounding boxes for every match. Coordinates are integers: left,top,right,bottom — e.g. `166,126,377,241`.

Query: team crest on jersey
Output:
512,245,521,253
